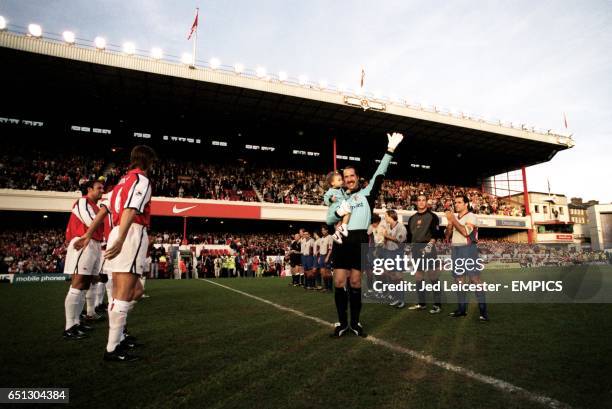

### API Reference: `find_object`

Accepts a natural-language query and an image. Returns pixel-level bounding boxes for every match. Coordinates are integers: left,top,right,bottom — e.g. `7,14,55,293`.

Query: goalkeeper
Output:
331,132,404,337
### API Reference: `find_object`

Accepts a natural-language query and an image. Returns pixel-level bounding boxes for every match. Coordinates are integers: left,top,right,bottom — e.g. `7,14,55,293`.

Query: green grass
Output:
1,266,612,409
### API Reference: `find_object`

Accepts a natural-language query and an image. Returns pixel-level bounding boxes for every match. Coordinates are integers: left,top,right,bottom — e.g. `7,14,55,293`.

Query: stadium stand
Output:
0,147,524,216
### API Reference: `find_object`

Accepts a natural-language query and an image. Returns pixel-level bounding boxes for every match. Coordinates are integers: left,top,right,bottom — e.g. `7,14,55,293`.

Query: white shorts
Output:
63,237,102,276
106,224,149,275
99,250,113,276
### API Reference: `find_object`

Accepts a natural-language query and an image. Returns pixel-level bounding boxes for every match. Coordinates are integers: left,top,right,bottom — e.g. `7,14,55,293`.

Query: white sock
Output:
140,276,146,291
93,282,101,307
105,280,113,305
106,299,131,352
86,288,96,316
75,289,86,325
64,287,82,330
93,283,100,307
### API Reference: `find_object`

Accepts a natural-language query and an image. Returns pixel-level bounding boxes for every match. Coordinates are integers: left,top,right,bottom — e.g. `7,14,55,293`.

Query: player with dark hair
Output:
331,132,404,337
301,230,316,289
62,178,105,339
405,194,443,312
445,194,489,321
317,225,334,291
383,209,408,308
288,233,302,286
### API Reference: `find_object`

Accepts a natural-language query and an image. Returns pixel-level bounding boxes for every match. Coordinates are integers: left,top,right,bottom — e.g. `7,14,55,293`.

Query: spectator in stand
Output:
235,254,243,278
177,259,186,279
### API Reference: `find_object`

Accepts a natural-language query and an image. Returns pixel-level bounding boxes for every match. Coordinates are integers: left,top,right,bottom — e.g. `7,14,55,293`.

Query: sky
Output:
1,0,611,202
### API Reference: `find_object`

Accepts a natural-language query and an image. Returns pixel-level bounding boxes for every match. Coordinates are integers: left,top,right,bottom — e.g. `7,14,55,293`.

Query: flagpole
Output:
193,7,198,67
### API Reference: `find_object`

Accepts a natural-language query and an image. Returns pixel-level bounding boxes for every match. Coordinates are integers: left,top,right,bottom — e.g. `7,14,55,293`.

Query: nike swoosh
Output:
172,205,197,214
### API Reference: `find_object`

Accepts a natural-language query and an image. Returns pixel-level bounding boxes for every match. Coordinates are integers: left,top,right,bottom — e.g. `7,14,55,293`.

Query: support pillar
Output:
522,166,534,244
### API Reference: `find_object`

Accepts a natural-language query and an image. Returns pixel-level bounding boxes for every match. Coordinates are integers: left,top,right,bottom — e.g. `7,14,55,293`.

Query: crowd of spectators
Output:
148,162,256,201
151,231,288,258
433,239,609,266
103,162,257,201
0,229,66,274
195,253,285,279
2,228,609,276
1,148,525,215
0,228,289,276
378,180,524,216
0,150,258,202
251,168,325,205
0,150,104,192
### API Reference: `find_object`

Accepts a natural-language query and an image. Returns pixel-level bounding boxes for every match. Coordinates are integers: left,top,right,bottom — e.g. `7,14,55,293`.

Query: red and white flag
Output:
187,8,199,40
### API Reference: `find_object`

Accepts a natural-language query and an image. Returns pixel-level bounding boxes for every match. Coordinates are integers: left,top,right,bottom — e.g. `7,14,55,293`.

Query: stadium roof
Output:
0,31,574,185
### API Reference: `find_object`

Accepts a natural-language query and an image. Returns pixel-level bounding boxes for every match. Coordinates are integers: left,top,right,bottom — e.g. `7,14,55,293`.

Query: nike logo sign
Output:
172,205,197,214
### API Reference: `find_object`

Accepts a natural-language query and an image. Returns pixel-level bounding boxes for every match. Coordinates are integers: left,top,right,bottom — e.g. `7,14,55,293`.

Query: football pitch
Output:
1,267,611,409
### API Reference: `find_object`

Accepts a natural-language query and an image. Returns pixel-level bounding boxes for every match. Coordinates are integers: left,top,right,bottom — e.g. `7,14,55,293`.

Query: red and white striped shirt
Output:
66,196,103,242
109,168,152,228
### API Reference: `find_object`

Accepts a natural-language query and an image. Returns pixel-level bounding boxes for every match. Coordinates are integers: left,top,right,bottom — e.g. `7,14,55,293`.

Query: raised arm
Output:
362,132,404,198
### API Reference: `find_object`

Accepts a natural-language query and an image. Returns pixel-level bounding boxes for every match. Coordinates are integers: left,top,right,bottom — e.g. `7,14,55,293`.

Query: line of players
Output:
288,226,335,291
62,145,156,362
287,194,489,320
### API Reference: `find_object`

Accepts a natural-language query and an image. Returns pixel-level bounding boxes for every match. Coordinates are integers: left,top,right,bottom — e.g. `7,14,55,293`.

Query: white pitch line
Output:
202,279,572,409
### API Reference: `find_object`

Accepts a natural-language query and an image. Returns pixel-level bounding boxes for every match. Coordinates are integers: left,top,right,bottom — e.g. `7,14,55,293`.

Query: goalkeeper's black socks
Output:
334,287,348,326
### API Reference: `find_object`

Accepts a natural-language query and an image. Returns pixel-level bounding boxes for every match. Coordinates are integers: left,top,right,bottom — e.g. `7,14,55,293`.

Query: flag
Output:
563,112,568,129
187,8,199,40
360,67,365,89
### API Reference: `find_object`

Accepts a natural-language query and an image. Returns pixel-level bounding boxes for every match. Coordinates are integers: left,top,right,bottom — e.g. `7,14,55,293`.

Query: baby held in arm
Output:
323,171,352,244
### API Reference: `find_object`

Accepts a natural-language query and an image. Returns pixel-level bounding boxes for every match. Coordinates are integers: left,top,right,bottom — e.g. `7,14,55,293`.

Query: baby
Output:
324,171,352,243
